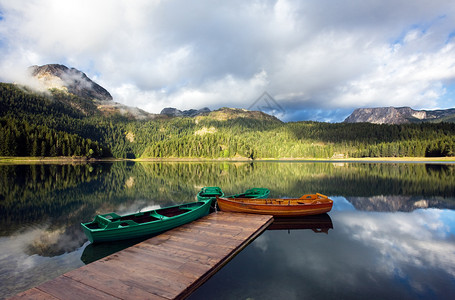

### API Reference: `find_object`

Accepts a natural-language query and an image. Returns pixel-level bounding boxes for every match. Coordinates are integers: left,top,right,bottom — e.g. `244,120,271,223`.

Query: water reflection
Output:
80,236,150,265
25,223,87,257
190,208,455,300
1,161,455,299
346,195,455,212
268,214,333,234
0,227,85,299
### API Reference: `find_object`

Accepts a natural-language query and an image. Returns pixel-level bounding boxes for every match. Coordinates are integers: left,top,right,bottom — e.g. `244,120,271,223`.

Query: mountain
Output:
344,106,455,124
160,107,211,117
29,64,113,101
27,64,156,120
199,107,283,123
26,64,283,122
2,64,455,159
160,107,283,124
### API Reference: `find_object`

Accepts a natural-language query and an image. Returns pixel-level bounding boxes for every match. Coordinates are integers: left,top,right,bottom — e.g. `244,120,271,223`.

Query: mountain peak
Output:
344,106,455,124
29,64,113,101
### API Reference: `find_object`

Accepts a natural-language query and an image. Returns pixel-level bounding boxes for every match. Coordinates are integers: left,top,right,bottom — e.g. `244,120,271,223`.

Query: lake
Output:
1,161,454,299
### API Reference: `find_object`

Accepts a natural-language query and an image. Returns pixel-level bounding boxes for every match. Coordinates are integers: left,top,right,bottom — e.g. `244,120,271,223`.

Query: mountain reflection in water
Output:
1,161,455,299
347,195,455,212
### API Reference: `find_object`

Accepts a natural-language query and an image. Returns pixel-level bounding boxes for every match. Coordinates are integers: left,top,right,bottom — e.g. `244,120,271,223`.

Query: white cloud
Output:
334,41,455,108
335,209,455,278
259,208,455,295
1,0,455,120
112,70,269,113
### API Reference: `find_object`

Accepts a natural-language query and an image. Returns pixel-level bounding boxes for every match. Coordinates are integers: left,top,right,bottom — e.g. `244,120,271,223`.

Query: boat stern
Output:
80,222,95,243
81,215,111,243
197,186,224,205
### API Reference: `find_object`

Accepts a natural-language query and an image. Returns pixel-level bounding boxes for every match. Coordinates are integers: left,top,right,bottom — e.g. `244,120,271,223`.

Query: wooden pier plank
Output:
81,254,192,298
9,288,59,300
64,267,167,300
10,212,273,300
36,276,121,300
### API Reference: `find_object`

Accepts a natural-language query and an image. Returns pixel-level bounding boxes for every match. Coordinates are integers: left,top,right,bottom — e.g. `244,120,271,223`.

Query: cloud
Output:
210,207,455,299
111,69,269,113
267,209,455,296
1,0,455,121
335,209,455,280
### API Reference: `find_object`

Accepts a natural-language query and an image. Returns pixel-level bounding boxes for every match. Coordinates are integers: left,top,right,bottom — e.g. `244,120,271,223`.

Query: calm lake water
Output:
1,161,455,299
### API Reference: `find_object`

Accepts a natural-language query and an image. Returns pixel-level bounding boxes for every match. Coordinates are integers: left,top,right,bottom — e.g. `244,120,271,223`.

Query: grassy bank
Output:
2,156,455,164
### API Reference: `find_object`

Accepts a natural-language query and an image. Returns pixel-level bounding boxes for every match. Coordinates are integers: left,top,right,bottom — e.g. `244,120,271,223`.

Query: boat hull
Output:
217,194,333,217
225,187,270,199
196,186,224,203
81,200,211,243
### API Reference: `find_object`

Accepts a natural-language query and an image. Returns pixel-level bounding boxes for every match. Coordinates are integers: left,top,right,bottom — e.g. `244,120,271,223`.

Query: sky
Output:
1,0,455,122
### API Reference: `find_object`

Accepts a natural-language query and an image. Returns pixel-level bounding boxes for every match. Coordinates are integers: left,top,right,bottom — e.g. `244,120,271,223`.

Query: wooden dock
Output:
11,212,273,300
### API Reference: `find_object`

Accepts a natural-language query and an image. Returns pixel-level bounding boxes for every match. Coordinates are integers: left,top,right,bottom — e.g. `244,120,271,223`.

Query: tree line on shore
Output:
1,82,454,159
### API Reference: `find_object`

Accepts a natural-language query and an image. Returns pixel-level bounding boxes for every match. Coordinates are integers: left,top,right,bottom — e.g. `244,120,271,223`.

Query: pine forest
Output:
1,83,454,159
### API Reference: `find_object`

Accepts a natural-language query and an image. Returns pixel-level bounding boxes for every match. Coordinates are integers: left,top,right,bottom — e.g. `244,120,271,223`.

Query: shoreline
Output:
1,156,455,164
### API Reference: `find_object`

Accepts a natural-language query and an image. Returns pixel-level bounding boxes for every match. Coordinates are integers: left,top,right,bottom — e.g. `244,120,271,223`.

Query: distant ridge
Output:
159,107,282,123
160,107,211,117
201,107,282,123
344,106,455,124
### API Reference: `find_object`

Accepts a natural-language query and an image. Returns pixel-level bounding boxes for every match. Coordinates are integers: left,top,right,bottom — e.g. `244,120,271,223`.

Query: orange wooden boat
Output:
216,193,333,217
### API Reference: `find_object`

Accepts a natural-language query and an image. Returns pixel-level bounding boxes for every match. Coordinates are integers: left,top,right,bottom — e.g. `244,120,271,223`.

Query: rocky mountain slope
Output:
344,106,455,124
27,64,156,119
29,64,112,101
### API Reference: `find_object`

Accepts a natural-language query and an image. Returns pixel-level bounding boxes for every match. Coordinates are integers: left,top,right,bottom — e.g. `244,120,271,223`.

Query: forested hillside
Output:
1,83,454,159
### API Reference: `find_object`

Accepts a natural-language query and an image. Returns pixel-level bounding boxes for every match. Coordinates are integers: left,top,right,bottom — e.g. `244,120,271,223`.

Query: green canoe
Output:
81,199,211,243
196,186,224,202
226,187,270,199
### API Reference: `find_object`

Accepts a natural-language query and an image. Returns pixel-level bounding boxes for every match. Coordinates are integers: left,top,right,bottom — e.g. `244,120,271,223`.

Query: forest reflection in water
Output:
0,161,454,299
